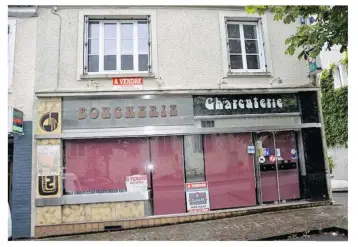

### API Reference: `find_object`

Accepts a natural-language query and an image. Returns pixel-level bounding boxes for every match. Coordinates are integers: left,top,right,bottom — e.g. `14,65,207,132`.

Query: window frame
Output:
8,19,16,91
225,20,266,73
84,17,151,75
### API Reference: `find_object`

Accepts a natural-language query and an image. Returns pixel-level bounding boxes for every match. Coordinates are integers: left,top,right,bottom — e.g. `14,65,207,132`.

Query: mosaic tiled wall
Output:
36,97,62,135
35,97,63,200
36,201,145,225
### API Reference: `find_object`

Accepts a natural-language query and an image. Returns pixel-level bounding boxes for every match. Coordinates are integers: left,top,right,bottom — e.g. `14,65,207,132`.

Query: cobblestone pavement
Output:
45,205,347,241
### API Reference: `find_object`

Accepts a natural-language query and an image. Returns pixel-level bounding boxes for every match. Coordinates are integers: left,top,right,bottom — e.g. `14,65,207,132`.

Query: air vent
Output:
201,121,215,128
104,225,123,231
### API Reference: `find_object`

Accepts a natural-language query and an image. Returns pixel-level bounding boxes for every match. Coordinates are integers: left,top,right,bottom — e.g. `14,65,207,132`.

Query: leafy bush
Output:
320,68,348,148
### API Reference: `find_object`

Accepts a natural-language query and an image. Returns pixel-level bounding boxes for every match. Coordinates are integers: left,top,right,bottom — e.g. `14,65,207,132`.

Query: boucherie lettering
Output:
78,104,178,120
193,94,299,116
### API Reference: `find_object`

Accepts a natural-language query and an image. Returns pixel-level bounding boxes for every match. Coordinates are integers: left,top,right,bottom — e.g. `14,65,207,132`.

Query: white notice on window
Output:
125,174,148,192
37,145,61,176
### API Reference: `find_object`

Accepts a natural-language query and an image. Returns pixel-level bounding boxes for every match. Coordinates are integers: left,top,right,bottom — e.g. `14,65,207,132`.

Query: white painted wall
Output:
8,17,37,121
33,6,309,93
328,147,348,181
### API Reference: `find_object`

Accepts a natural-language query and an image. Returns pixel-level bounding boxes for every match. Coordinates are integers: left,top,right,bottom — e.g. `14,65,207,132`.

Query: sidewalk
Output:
331,179,348,192
43,204,347,241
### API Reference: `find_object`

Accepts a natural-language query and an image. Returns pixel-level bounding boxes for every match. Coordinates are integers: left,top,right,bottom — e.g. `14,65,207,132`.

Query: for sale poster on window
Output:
125,175,148,192
37,145,60,176
185,182,210,213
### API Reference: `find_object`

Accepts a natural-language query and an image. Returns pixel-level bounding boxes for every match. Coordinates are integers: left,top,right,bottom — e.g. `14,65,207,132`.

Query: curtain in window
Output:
64,138,150,194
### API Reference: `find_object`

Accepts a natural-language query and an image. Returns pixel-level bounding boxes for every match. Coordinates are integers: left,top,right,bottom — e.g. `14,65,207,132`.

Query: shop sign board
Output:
193,94,299,116
8,107,24,135
112,77,143,89
62,96,194,129
37,145,61,176
185,182,210,212
125,175,148,192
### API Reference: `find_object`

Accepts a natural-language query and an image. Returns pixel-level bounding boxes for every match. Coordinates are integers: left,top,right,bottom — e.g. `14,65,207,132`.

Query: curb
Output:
256,227,348,241
332,189,348,193
34,201,331,240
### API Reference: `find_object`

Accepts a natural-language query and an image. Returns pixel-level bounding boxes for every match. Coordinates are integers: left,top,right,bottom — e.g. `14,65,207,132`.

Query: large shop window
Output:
64,133,258,214
64,138,151,194
204,133,256,209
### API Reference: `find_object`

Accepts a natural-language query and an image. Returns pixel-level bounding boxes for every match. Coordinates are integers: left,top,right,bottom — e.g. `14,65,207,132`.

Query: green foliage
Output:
328,156,335,171
245,6,348,59
340,51,348,68
320,68,348,147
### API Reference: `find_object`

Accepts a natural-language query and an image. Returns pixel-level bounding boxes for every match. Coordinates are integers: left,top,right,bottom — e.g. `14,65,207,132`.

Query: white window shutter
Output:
332,67,341,89
338,64,348,86
8,20,16,89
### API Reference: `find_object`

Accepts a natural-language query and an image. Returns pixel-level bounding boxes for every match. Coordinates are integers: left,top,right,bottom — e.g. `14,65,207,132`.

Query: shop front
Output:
34,91,329,237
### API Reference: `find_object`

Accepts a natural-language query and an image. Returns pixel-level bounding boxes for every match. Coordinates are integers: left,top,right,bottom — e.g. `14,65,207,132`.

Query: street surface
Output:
44,204,347,241
290,234,347,241
333,192,348,206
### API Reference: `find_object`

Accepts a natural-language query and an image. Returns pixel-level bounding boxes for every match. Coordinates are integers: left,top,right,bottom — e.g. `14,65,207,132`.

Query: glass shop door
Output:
255,131,300,204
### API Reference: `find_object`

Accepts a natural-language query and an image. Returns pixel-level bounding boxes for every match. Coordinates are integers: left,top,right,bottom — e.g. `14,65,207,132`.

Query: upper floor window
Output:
226,21,265,72
84,17,150,74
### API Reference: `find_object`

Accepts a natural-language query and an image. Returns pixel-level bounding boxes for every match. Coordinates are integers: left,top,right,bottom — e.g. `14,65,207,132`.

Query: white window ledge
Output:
227,71,272,77
80,73,156,80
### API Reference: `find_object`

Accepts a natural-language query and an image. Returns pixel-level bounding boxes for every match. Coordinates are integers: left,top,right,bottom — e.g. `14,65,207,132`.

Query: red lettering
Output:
114,107,122,119
149,105,159,117
78,107,87,120
101,107,111,119
125,106,135,118
170,104,178,116
90,107,99,119
161,105,167,117
138,106,146,118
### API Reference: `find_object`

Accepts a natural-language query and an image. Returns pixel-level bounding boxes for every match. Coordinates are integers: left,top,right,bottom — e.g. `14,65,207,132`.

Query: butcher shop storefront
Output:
34,91,329,235
192,91,329,207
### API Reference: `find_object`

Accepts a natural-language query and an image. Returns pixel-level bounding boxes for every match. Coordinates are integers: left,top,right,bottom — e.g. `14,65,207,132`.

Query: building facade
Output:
8,6,38,239
9,5,331,239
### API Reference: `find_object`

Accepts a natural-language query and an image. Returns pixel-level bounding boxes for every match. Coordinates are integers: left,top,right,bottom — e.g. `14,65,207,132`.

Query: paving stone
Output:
42,205,347,241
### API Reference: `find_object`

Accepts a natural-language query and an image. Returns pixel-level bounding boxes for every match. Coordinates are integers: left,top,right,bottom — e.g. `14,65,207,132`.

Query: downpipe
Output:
51,7,62,90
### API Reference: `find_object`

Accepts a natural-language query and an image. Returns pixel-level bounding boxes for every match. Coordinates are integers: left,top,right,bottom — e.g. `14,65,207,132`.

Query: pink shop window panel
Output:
204,133,256,210
150,136,186,215
275,132,300,200
64,138,150,193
